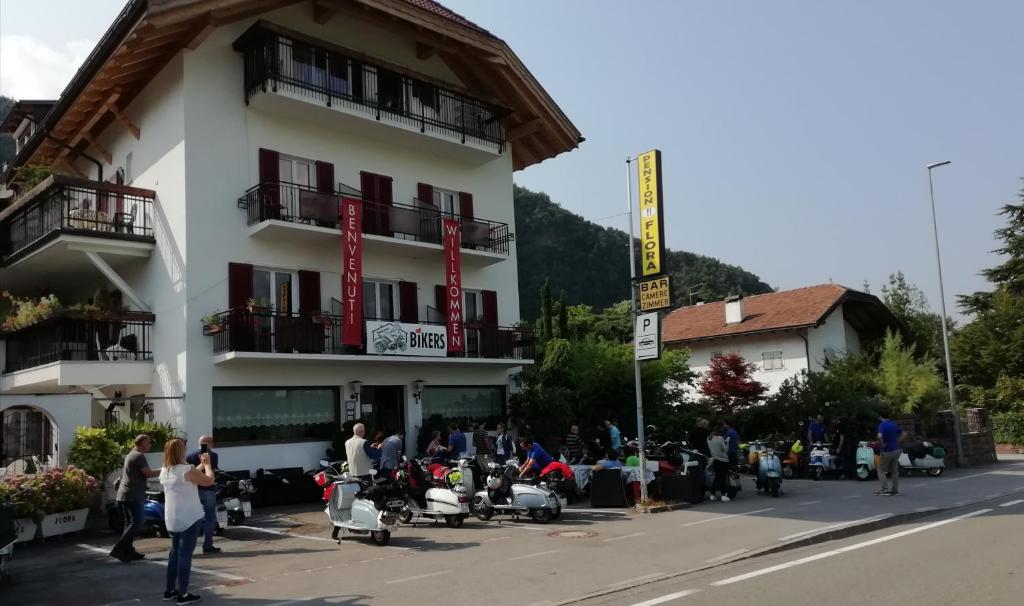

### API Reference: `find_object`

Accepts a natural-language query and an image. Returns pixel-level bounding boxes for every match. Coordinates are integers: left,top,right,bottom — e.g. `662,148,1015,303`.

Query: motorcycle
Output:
472,460,561,524
808,442,840,481
393,459,470,528
755,445,784,497
855,441,877,481
314,460,401,546
216,471,255,526
781,440,802,479
107,490,170,537
900,441,946,477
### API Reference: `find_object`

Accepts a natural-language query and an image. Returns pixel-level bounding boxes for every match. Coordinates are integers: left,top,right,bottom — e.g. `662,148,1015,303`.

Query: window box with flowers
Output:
0,466,100,541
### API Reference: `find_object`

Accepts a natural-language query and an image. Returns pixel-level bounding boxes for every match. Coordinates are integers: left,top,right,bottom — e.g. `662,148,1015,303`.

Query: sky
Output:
2,1,1022,320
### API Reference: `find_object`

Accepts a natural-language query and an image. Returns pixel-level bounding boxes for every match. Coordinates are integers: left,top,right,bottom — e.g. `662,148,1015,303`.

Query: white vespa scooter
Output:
808,442,840,481
472,460,561,524
900,442,946,477
314,461,400,546
855,441,877,480
394,459,470,528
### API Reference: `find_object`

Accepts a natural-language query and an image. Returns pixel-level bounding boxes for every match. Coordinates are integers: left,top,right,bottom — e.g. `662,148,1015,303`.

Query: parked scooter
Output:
755,445,784,497
393,459,470,528
472,460,561,523
854,441,877,481
782,440,802,479
678,442,742,500
216,471,255,525
808,442,840,481
314,460,401,546
107,490,170,537
899,441,946,477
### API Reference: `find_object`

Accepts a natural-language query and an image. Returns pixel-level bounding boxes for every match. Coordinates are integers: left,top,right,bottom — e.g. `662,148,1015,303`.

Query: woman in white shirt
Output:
160,438,215,603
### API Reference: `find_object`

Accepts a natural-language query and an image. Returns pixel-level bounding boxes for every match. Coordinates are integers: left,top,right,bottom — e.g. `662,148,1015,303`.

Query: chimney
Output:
725,294,744,325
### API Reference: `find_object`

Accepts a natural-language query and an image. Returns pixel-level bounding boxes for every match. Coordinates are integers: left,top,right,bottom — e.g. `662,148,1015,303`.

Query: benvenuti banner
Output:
637,150,666,277
341,196,363,346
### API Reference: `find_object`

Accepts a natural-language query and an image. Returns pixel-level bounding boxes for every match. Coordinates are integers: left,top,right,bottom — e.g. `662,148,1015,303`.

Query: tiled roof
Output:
662,284,859,344
402,0,493,36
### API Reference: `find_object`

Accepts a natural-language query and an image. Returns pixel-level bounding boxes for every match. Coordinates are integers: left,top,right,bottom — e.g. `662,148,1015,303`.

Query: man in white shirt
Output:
345,423,380,479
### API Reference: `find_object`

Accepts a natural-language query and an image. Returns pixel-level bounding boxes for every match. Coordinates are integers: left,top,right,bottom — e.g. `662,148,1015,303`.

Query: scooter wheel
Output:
472,496,493,521
228,512,244,526
770,479,781,498
813,468,824,481
782,465,795,480
371,530,390,546
529,508,552,524
444,515,464,528
927,467,943,477
856,466,870,481
331,526,340,540
397,507,413,525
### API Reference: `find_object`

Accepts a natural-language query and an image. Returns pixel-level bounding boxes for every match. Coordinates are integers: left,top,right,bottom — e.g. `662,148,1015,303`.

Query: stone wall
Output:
889,408,998,467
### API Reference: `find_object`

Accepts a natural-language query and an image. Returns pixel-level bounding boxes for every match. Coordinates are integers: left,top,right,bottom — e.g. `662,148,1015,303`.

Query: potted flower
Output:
32,467,100,538
202,313,226,335
0,475,41,543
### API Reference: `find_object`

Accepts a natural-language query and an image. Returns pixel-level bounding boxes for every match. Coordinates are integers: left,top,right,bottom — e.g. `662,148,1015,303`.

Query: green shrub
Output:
101,420,179,452
993,411,1024,445
0,467,100,519
67,427,123,479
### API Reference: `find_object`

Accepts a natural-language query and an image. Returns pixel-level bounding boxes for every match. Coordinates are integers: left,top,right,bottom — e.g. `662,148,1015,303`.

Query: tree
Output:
881,271,946,361
557,291,569,339
875,331,946,415
540,278,553,340
698,353,767,414
952,288,1024,389
960,184,1024,313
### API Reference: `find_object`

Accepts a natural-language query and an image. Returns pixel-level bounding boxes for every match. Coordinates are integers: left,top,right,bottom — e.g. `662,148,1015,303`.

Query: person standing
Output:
446,422,467,458
472,421,492,457
160,437,215,603
604,420,622,456
722,420,741,467
688,419,711,457
110,434,160,562
564,425,584,464
493,423,515,464
875,411,904,496
345,423,380,480
185,435,220,554
808,414,829,445
707,425,731,502
378,428,405,474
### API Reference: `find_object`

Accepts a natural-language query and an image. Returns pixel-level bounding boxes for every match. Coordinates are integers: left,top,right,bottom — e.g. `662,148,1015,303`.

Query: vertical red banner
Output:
443,218,464,352
341,197,363,346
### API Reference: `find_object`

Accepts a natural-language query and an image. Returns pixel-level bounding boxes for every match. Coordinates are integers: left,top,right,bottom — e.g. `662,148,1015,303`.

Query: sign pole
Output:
625,157,650,506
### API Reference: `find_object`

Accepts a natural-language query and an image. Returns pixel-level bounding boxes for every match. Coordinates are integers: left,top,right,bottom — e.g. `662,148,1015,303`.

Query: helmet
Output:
445,470,463,489
487,476,503,490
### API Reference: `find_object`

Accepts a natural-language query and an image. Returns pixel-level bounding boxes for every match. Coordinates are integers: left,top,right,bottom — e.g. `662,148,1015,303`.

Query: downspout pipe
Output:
798,329,811,374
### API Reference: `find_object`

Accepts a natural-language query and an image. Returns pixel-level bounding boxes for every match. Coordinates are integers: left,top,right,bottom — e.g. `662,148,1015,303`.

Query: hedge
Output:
993,411,1024,445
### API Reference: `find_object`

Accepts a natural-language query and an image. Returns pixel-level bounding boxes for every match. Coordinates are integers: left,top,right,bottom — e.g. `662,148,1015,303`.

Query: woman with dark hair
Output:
160,438,215,603
707,424,731,502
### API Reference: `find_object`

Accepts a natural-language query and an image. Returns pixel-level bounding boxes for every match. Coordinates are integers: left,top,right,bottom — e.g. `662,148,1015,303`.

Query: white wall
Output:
684,332,809,395
807,306,861,370
0,394,92,467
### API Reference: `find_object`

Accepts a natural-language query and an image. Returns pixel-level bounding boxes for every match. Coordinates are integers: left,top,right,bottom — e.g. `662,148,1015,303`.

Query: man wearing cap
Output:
186,434,221,554
111,434,160,562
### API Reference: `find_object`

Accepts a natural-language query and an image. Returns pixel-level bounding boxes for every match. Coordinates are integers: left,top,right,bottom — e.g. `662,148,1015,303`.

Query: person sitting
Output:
424,430,446,463
593,449,623,472
517,436,553,478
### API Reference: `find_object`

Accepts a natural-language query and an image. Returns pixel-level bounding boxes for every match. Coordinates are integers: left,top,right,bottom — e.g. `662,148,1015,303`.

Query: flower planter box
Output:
14,518,38,543
39,508,88,538
203,323,226,336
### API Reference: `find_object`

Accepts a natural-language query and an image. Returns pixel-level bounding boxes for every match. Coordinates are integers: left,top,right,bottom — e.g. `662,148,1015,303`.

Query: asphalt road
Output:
4,457,1023,606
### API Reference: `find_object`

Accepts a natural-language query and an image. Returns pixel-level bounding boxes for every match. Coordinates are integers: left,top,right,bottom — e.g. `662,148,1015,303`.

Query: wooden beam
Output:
416,41,436,61
508,117,541,141
185,22,216,50
314,0,339,24
83,135,113,164
56,92,121,162
59,158,86,178
109,44,175,69
108,104,140,140
210,0,305,25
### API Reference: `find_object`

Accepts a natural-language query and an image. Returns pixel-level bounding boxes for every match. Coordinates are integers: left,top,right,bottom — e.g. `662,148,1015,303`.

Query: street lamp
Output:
926,160,964,467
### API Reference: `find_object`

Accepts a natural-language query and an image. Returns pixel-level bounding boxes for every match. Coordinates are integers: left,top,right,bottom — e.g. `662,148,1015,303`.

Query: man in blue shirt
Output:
592,448,623,472
723,420,741,467
446,423,467,458
875,412,903,496
605,420,622,455
517,436,553,477
808,415,829,445
185,435,221,554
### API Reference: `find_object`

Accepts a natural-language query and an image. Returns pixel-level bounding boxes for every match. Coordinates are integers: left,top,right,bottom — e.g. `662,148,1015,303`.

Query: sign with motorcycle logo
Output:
366,320,447,357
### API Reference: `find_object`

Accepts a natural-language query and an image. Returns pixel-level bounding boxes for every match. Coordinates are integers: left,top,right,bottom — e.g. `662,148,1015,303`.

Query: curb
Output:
553,486,1023,606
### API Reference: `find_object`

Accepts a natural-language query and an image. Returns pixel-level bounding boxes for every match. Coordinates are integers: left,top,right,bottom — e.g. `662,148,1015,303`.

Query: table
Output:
67,208,112,231
569,464,657,492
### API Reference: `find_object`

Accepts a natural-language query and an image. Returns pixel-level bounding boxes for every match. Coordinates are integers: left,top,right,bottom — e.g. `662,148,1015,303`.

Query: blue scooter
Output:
755,445,783,497
107,490,170,537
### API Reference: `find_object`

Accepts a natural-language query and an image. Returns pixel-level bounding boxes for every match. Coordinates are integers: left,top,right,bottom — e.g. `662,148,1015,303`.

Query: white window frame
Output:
432,187,460,216
278,154,314,187
363,278,400,321
762,351,785,371
463,289,483,323
253,267,299,313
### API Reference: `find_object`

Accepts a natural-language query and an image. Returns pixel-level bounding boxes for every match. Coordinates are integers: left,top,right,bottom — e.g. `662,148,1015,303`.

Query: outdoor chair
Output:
589,468,629,508
112,202,138,234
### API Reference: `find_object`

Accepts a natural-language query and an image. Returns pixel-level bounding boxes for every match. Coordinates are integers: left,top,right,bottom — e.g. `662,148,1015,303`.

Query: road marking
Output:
263,600,314,606
954,501,968,507
778,514,892,541
232,525,339,543
706,548,749,563
629,588,703,606
679,507,775,527
562,508,630,514
605,572,665,589
482,535,512,542
386,570,453,585
1000,499,1024,507
842,495,862,500
508,549,561,561
915,506,938,513
941,471,992,483
77,544,252,582
523,601,555,606
798,500,822,505
602,531,647,543
712,508,991,586
506,524,552,532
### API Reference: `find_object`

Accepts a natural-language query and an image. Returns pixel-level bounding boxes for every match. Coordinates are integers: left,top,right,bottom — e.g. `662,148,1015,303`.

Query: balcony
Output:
239,181,513,265
235,26,507,164
1,313,155,392
0,175,155,280
205,309,534,366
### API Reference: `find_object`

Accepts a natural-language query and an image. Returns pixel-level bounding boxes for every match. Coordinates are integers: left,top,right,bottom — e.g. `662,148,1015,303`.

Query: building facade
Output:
0,0,580,472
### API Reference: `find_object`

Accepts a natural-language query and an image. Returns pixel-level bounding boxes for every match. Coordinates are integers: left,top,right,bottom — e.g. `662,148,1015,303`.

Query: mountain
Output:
513,185,774,320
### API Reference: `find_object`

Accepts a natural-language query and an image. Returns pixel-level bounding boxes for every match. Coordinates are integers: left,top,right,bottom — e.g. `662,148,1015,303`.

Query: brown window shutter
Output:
259,149,279,184
315,161,334,194
417,183,433,206
228,263,254,309
434,285,447,320
359,171,377,200
298,270,321,314
378,174,393,234
459,192,474,220
399,281,418,323
482,290,498,326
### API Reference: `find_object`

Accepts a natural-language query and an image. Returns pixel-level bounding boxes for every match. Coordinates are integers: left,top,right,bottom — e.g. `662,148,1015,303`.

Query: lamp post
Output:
926,160,964,467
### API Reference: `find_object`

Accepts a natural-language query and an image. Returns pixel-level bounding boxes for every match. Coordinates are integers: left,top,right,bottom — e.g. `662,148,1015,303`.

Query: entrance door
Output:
359,386,405,440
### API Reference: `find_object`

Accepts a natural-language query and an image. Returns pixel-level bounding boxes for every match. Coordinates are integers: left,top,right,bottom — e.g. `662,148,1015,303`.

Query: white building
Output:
662,285,896,394
0,0,581,472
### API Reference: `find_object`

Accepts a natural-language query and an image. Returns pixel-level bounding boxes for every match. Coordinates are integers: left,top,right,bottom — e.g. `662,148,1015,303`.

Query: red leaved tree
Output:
699,353,768,413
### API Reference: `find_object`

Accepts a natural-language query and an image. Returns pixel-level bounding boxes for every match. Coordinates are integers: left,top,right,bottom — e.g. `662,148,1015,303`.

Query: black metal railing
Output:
238,29,506,150
237,181,513,255
3,313,155,373
207,308,534,360
0,175,155,263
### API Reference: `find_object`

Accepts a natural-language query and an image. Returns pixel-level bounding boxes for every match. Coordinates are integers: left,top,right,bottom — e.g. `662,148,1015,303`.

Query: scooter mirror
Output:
369,469,378,476
319,460,330,468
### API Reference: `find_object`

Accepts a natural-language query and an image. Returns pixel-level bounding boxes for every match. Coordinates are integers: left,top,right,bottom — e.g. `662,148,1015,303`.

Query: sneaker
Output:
721,495,731,502
177,593,201,604
128,551,145,561
109,549,131,563
709,495,718,501
163,590,179,601
888,491,899,496
873,490,889,496
202,546,221,554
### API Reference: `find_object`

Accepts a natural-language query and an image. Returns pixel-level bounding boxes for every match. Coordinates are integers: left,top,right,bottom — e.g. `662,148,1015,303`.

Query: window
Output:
125,152,133,184
253,268,297,312
212,387,339,444
279,154,312,187
420,386,505,421
824,348,841,364
464,290,482,322
710,351,722,360
363,279,398,321
432,187,460,216
762,351,784,371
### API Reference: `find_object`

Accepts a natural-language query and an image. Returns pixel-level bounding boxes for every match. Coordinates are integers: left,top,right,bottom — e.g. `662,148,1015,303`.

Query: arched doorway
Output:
0,406,58,474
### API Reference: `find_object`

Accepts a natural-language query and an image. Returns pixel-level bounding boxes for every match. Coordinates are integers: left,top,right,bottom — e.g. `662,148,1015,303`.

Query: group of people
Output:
110,433,222,604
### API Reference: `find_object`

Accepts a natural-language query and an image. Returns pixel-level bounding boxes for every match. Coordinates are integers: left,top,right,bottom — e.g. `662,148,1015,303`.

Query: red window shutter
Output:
315,161,334,194
399,281,418,323
228,263,254,309
259,149,279,184
259,149,281,219
298,270,321,314
417,183,433,206
459,192,474,220
359,171,376,200
482,290,498,326
434,285,447,320
377,174,393,235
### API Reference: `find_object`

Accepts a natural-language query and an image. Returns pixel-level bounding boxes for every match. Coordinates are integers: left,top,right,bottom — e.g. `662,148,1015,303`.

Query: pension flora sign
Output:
637,150,665,277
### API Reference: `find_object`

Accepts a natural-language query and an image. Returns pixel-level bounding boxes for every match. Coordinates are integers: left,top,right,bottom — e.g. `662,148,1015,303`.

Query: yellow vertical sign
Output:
637,150,665,277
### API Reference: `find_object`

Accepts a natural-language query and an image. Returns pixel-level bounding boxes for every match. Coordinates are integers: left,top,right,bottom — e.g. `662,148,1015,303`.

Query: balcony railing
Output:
238,181,513,255
236,28,506,150
0,175,155,263
206,309,534,360
3,313,155,373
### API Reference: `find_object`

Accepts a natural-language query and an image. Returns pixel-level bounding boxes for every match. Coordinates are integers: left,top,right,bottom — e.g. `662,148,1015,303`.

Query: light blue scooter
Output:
755,446,783,497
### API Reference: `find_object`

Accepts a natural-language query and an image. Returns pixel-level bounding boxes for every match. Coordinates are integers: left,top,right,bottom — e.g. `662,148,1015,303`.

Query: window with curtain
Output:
212,387,339,444
420,386,504,421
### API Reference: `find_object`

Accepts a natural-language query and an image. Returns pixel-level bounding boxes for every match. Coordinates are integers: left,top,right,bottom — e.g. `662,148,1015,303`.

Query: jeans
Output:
167,520,201,595
198,490,217,550
711,459,730,496
111,498,145,555
879,449,901,493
